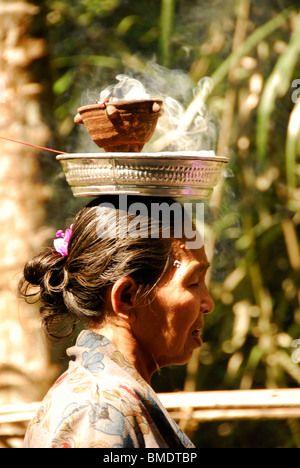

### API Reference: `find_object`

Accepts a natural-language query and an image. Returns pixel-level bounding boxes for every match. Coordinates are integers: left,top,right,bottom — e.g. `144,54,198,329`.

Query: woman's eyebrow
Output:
188,261,211,276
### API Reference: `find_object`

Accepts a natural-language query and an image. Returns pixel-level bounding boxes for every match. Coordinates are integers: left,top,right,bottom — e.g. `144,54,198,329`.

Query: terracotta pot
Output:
74,99,163,152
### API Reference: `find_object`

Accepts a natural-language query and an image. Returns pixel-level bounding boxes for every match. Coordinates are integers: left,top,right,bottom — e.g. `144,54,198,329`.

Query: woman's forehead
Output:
173,241,208,262
171,242,210,275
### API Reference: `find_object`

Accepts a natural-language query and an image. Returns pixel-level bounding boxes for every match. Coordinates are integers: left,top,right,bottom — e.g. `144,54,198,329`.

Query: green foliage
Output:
39,0,300,448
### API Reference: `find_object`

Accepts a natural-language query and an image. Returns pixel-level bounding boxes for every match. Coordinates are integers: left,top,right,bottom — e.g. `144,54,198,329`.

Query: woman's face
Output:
133,243,214,371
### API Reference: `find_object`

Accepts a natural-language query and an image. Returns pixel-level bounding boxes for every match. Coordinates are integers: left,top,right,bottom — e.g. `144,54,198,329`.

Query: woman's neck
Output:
92,323,158,384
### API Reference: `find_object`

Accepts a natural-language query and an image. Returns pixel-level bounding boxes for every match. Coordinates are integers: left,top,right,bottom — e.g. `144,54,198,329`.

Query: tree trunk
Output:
0,0,53,412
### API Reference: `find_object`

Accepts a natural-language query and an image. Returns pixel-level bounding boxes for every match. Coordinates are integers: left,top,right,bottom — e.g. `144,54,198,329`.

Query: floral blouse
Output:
24,330,195,448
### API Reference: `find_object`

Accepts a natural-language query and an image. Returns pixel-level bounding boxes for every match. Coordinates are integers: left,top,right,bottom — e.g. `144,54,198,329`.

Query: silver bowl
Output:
57,151,229,199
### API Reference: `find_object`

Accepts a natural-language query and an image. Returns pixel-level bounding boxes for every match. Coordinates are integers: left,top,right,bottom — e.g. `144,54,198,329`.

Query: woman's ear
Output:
110,277,138,323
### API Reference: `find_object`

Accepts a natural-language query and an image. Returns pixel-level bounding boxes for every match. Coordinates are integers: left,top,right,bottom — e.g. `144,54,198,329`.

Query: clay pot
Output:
74,99,162,152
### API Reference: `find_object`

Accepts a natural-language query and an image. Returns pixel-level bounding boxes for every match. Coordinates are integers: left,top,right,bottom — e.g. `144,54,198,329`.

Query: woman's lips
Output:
191,329,203,346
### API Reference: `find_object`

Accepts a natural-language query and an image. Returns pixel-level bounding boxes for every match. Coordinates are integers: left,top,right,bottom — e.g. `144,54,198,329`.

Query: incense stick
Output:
0,137,67,154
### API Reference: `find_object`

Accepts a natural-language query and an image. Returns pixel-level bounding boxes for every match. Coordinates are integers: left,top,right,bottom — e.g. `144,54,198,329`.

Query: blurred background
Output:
0,0,299,448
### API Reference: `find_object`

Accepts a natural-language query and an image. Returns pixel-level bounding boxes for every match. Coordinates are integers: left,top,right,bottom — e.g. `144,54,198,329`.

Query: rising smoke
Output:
78,64,218,153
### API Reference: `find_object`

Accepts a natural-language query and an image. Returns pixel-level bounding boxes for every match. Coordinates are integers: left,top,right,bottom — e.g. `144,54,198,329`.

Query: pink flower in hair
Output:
54,224,74,257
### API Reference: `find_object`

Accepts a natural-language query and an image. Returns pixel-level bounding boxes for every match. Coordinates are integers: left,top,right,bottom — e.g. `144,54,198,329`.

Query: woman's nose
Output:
201,286,214,315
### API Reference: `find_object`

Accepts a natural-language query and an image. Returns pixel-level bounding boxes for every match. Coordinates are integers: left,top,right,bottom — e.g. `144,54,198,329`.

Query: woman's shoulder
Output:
24,361,165,448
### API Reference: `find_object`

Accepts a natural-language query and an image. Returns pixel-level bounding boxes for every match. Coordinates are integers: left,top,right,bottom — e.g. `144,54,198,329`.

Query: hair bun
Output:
23,248,65,287
19,248,70,336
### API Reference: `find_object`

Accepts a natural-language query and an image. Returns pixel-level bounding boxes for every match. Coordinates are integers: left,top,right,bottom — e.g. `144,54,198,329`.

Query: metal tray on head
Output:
57,151,229,199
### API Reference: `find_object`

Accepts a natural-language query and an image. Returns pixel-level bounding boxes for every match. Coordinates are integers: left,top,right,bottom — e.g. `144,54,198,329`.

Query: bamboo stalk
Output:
163,388,300,421
210,7,292,91
256,16,300,166
0,402,41,424
187,6,292,137
172,407,300,422
285,100,300,191
160,388,300,409
159,0,176,67
282,219,300,271
2,389,300,425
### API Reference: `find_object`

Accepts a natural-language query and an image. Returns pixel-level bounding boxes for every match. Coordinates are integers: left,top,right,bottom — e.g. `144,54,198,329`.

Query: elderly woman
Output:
19,195,214,449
